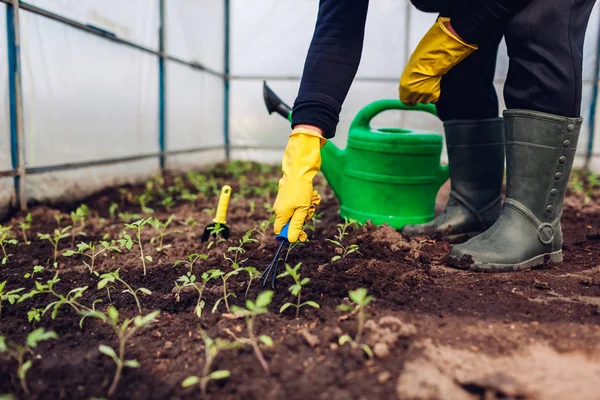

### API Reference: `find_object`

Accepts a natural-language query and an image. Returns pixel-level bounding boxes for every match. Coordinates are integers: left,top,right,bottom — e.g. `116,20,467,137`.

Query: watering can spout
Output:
320,141,344,201
263,81,292,119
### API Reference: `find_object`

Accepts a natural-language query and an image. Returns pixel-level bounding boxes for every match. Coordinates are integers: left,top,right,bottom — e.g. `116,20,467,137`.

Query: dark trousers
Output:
436,0,597,121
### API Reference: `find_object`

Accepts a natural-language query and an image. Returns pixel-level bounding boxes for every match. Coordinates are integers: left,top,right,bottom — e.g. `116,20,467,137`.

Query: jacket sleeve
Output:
291,0,370,139
450,0,532,45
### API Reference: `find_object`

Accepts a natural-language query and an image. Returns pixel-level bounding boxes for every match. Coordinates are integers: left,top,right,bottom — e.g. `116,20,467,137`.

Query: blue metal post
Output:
223,0,231,160
158,0,166,170
6,0,26,210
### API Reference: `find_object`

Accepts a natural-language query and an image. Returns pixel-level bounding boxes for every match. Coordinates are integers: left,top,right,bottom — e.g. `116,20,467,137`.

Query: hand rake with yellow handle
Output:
201,185,232,242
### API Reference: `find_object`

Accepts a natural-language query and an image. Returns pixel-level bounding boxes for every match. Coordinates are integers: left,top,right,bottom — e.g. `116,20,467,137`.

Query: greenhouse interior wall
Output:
0,0,598,217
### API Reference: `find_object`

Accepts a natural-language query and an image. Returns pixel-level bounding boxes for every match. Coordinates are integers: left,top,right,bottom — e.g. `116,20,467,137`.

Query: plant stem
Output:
247,316,270,375
137,229,146,276
118,278,142,314
53,240,59,265
223,278,230,312
108,337,126,397
0,242,7,259
296,292,301,319
200,349,214,396
21,228,28,245
356,307,365,344
17,350,29,395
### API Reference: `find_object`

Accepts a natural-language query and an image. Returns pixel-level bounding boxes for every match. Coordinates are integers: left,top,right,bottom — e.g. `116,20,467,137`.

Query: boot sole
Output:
448,250,563,273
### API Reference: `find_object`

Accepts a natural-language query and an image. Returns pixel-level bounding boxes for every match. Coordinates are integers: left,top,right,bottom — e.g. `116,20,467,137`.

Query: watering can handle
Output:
349,100,438,131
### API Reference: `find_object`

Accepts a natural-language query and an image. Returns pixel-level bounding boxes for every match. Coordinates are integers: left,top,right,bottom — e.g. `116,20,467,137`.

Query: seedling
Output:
121,217,153,275
117,211,142,222
182,329,239,395
27,308,43,323
173,271,214,318
173,253,209,275
209,268,238,313
326,218,362,262
149,215,181,252
38,226,72,267
18,213,32,245
226,230,258,265
109,202,119,219
98,269,151,314
229,291,274,375
181,216,198,227
63,241,121,275
0,281,24,316
160,195,176,210
337,288,374,358
179,189,199,206
80,306,159,397
18,272,92,320
0,328,58,394
136,192,154,214
0,226,18,264
24,265,45,279
278,263,319,318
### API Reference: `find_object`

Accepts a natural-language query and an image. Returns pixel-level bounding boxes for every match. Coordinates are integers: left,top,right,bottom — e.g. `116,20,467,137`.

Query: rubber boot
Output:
448,110,582,272
401,118,504,242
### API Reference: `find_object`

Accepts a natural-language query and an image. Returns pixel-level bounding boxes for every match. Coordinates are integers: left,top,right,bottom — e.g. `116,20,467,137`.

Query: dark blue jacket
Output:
292,0,530,138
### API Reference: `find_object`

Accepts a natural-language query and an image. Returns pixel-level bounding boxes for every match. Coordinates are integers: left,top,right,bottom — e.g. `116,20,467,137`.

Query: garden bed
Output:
1,161,600,400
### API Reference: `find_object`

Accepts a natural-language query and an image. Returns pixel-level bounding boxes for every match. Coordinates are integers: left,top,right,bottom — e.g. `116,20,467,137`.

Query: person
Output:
272,0,597,272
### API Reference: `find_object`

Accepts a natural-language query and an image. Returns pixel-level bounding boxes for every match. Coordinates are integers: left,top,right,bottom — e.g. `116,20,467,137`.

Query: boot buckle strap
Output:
504,198,560,245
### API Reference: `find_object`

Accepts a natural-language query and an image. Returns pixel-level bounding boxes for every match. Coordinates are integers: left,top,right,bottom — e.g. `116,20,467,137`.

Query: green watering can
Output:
263,82,449,230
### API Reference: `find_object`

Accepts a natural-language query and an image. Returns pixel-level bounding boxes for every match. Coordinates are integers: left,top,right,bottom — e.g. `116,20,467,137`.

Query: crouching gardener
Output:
273,0,597,272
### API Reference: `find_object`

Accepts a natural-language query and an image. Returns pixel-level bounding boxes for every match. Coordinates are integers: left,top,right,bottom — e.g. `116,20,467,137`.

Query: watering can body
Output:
262,82,449,230
320,100,448,229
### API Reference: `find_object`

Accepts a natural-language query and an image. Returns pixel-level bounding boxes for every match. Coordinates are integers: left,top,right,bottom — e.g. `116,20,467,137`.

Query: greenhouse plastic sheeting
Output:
165,62,225,170
166,0,224,73
25,0,159,50
20,11,160,201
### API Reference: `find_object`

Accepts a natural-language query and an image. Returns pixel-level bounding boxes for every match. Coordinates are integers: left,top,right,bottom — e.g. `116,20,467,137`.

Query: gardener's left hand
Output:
399,17,478,105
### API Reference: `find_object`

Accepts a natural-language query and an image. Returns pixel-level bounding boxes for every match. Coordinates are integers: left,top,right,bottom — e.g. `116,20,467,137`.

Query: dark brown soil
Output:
1,161,600,400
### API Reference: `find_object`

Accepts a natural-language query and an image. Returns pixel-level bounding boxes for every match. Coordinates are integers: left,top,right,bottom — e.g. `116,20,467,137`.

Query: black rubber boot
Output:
448,110,582,272
401,118,504,243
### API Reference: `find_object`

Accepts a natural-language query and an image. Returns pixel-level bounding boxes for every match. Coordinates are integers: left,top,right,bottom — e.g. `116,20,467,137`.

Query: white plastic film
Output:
25,0,159,50
20,12,159,166
0,3,12,172
166,0,224,73
166,62,224,151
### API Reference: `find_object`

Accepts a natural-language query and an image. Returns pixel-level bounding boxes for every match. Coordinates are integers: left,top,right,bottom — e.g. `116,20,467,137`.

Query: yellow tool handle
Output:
213,185,232,224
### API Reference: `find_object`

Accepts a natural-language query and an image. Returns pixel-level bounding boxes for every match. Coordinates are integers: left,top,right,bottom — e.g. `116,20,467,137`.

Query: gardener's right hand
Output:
273,127,326,243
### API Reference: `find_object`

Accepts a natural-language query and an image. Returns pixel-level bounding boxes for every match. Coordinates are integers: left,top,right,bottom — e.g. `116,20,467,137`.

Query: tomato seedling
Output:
278,263,320,318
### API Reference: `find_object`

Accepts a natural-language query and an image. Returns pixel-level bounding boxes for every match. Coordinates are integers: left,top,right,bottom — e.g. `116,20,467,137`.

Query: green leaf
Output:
279,303,294,313
331,255,341,262
97,279,110,290
208,370,231,380
33,265,44,273
138,288,152,295
300,277,310,286
290,284,302,297
123,359,140,368
125,241,133,250
181,376,200,387
26,328,58,348
259,335,273,347
99,345,119,364
361,344,374,358
108,306,119,325
0,336,7,352
336,304,353,312
133,310,160,327
349,288,369,305
338,335,353,346
255,290,273,309
145,255,153,262
19,360,32,380
303,301,320,309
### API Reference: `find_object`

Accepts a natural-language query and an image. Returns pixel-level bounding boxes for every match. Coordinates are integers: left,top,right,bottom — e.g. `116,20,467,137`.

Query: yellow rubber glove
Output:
273,128,326,243
399,17,478,106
